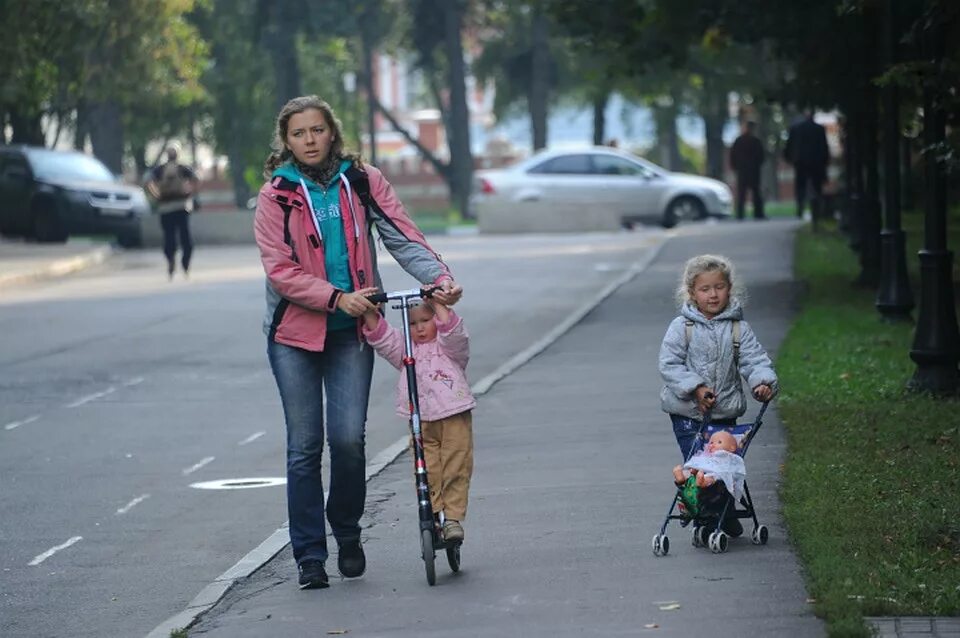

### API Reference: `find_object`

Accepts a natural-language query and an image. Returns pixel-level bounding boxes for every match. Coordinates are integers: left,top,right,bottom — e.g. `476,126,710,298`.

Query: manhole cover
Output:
190,477,287,490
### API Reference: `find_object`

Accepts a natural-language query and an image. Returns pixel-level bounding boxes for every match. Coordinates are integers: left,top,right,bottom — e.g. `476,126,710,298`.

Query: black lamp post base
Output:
876,229,914,322
909,249,960,395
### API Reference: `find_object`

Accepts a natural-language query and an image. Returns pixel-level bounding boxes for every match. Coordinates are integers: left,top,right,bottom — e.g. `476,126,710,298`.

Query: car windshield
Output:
26,150,116,182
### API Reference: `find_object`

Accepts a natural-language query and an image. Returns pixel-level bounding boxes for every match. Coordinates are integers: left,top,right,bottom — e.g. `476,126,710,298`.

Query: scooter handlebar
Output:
366,287,436,305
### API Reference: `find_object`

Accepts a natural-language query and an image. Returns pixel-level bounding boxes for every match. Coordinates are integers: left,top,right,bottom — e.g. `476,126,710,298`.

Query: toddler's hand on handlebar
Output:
338,287,380,317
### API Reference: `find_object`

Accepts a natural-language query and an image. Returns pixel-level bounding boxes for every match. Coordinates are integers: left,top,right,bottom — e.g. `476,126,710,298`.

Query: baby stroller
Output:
652,401,770,555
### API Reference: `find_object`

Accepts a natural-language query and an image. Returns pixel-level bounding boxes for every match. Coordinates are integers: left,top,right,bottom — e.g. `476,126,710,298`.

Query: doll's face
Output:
707,431,737,454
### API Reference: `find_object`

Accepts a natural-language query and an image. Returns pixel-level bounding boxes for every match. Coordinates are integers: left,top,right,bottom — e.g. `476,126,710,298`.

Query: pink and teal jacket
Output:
254,163,452,351
362,310,477,422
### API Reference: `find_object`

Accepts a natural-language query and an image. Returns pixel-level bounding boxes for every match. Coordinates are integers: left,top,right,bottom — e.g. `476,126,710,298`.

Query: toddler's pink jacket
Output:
363,310,476,421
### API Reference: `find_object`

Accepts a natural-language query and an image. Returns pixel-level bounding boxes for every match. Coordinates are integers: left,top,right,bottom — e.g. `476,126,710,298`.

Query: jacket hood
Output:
681,300,743,324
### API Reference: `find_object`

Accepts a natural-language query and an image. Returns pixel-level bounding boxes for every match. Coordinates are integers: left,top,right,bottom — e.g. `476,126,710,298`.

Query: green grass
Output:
777,222,960,637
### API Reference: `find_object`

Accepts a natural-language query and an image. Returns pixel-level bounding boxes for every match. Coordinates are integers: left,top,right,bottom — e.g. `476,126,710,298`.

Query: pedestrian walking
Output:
784,110,830,220
658,254,778,462
362,299,476,544
729,121,766,220
254,95,463,590
145,146,198,279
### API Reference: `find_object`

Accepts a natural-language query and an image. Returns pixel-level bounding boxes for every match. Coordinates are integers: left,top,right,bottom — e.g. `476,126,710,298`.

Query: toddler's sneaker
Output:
442,519,464,542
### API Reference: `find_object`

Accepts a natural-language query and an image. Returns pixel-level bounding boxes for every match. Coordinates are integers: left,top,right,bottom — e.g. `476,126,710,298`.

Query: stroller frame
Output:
368,287,461,585
652,401,770,556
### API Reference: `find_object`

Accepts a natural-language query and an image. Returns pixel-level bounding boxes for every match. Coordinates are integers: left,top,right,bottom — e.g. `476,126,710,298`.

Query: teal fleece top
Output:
273,160,355,331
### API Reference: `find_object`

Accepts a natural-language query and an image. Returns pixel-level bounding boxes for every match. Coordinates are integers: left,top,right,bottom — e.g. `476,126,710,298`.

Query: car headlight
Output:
715,187,732,203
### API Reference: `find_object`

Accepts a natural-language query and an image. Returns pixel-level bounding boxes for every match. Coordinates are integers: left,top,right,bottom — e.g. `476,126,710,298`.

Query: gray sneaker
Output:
442,520,464,542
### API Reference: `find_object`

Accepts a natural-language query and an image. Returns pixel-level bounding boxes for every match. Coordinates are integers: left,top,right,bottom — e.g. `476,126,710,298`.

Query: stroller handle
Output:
367,287,437,305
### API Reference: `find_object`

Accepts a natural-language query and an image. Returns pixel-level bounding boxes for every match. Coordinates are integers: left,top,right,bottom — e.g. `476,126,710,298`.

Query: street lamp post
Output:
909,12,959,394
876,0,914,321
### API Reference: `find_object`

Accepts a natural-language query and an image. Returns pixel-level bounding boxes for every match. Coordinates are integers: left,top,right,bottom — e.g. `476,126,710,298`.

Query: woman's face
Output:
284,108,335,167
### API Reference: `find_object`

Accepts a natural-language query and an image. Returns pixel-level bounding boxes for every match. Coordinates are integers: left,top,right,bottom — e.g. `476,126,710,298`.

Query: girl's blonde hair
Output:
262,95,360,178
675,254,746,307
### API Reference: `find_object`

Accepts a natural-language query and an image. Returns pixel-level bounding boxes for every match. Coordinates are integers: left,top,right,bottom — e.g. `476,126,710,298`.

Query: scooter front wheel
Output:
421,528,436,586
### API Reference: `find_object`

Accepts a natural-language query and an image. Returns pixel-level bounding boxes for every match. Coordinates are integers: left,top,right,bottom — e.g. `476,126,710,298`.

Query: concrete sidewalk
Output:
183,220,826,637
0,237,115,289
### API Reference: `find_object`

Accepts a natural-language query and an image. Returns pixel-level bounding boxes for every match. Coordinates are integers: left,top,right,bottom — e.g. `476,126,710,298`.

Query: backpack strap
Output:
732,320,741,368
344,165,408,238
685,319,740,368
269,176,302,263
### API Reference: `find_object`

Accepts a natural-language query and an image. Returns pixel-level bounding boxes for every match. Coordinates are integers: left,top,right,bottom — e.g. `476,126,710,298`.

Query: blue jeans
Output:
267,330,374,565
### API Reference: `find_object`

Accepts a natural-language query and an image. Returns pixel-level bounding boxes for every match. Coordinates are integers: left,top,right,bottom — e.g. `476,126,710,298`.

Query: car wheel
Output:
117,229,142,248
663,196,706,228
31,200,68,243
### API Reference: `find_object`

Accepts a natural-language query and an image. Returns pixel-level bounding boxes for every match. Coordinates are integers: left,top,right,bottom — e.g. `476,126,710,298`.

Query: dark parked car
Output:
0,146,149,247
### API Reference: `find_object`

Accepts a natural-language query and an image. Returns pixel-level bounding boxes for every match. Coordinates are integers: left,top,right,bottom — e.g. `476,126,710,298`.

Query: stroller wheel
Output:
692,526,708,548
651,534,669,557
709,531,729,554
751,524,769,545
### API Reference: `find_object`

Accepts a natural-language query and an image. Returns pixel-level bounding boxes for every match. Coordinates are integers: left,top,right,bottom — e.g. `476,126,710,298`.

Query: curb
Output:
0,244,116,289
145,234,668,638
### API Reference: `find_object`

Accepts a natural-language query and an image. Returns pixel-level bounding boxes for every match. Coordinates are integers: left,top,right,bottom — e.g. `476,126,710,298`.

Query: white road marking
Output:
116,494,150,515
28,536,83,566
4,415,40,431
238,431,265,446
66,386,116,408
122,376,145,387
182,456,215,476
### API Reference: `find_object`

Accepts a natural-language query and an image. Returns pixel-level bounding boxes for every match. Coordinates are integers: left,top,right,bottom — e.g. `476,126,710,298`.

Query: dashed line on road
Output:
4,415,40,431
28,536,83,566
182,457,215,476
116,494,150,515
66,386,116,408
238,431,265,446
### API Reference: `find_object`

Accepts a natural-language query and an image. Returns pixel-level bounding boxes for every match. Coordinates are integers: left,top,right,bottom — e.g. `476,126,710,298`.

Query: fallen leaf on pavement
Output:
645,623,659,629
658,603,681,611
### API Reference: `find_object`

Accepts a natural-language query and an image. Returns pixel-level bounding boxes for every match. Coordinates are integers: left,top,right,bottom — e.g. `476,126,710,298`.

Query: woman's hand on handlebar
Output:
337,287,380,317
430,279,463,306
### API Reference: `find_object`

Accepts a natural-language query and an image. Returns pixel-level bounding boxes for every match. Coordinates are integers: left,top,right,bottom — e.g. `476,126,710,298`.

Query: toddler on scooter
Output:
362,300,476,542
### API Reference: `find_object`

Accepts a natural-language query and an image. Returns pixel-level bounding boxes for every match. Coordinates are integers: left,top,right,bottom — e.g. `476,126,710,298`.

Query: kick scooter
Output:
368,286,461,585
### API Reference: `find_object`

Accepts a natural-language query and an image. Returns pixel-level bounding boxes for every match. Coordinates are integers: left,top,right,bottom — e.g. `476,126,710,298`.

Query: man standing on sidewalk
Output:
729,120,766,220
784,109,830,221
146,146,198,279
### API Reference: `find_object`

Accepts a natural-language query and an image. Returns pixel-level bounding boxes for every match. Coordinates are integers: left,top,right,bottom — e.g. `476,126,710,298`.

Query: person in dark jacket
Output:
729,121,765,220
784,110,830,219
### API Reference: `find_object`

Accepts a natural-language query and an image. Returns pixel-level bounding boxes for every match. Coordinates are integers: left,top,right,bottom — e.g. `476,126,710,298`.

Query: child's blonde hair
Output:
675,254,746,308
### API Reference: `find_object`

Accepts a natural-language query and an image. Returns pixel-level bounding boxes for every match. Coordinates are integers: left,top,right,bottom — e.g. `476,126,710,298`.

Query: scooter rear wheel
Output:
446,543,461,572
421,528,436,586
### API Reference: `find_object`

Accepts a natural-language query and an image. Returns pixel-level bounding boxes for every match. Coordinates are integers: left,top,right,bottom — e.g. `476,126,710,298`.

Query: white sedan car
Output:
471,147,733,233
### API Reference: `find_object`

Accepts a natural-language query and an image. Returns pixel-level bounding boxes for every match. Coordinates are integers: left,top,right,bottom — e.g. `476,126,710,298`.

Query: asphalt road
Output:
0,229,666,638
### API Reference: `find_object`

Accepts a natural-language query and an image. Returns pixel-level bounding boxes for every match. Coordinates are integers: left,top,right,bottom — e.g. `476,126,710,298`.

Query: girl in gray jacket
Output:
659,254,778,461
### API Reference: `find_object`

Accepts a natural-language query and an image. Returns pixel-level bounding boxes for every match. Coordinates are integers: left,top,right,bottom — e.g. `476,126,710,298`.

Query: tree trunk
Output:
9,108,44,146
592,92,609,146
74,101,88,151
360,26,378,165
443,0,473,218
131,143,148,179
702,76,727,179
264,0,301,112
652,96,682,171
87,100,124,175
529,6,550,151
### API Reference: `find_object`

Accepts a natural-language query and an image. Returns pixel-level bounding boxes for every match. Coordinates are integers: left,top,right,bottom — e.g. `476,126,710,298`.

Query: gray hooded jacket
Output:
659,301,778,420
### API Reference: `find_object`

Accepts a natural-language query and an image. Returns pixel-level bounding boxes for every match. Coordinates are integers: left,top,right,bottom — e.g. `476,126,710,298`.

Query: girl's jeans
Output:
267,330,373,565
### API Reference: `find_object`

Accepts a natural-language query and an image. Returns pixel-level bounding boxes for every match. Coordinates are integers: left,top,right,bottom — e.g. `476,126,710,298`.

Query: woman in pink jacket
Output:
362,301,476,544
254,95,463,590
